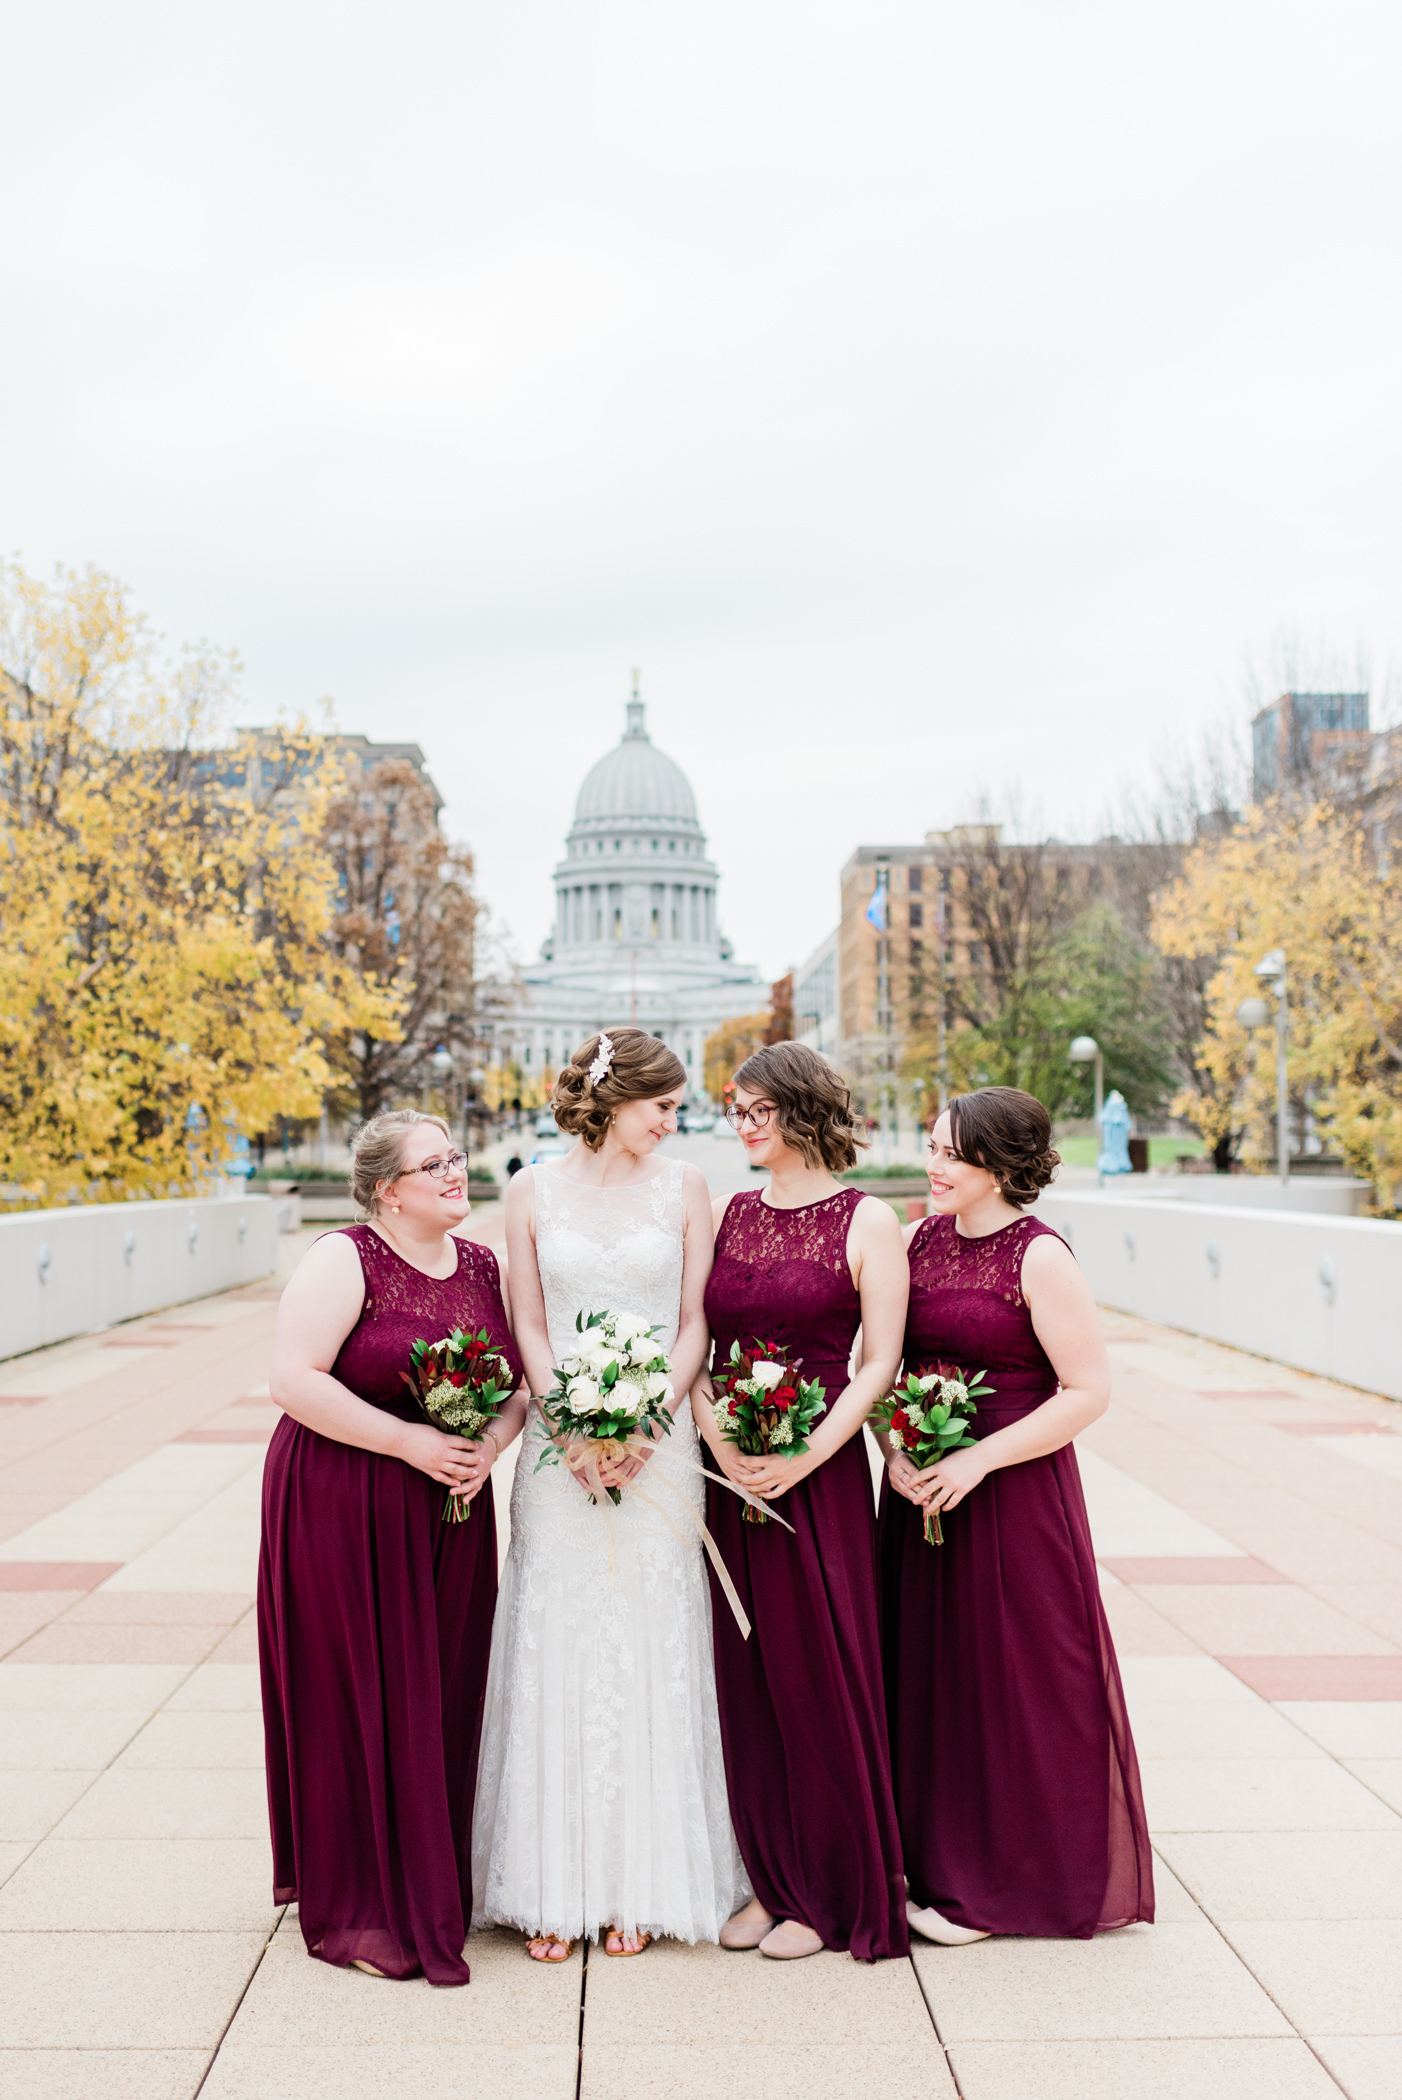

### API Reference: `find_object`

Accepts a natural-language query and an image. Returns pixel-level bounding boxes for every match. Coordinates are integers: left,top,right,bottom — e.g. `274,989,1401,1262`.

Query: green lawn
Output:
1054,1134,1204,1168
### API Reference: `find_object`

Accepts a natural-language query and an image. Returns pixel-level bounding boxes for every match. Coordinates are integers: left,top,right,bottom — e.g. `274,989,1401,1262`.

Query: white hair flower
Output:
587,1034,616,1089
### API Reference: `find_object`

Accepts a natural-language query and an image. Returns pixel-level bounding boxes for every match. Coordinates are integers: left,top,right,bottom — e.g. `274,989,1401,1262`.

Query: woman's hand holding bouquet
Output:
404,1328,518,1523
709,1340,827,1522
871,1363,994,1542
535,1310,674,1505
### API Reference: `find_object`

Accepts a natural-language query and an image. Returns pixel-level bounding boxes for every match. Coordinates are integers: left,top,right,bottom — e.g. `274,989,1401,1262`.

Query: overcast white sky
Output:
4,1,1401,980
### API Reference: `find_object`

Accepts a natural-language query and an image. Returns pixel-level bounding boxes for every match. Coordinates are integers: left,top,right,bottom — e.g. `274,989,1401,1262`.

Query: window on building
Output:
669,839,677,852
650,909,660,938
908,865,923,892
612,908,622,939
909,901,923,928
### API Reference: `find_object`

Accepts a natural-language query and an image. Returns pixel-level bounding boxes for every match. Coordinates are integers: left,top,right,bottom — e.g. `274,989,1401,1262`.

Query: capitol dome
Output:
573,700,699,828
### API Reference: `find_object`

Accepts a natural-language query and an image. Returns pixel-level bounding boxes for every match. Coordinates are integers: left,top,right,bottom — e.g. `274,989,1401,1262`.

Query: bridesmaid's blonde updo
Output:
552,1029,687,1152
350,1109,452,1219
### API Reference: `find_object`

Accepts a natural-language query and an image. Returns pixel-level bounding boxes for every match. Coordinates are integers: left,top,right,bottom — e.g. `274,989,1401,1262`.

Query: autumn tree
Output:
704,1012,771,1101
0,560,400,1202
764,972,794,1045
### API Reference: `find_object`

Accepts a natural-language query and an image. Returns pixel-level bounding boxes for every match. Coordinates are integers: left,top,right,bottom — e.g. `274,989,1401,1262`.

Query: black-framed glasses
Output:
725,1102,778,1131
402,1151,469,1181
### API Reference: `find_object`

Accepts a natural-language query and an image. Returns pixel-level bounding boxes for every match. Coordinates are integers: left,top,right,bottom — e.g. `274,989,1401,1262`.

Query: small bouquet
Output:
709,1339,827,1523
404,1328,517,1523
535,1310,674,1505
871,1362,993,1544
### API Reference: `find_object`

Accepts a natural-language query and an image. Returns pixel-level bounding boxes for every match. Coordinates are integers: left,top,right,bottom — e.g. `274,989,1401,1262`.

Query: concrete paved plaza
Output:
1,1213,1400,2099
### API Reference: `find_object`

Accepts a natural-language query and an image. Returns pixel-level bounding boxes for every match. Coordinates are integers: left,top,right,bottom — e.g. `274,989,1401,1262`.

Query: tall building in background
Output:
494,692,765,1096
1251,692,1370,800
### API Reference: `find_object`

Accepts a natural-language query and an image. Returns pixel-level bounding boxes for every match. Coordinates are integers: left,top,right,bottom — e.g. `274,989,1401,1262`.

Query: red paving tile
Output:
0,1562,124,1590
1219,1655,1402,1700
0,1396,48,1408
1275,1422,1398,1437
174,1428,271,1445
205,1619,259,1663
1102,1556,1290,1585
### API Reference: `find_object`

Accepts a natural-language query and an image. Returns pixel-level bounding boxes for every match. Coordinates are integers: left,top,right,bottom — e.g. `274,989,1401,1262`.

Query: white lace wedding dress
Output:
472,1158,746,1944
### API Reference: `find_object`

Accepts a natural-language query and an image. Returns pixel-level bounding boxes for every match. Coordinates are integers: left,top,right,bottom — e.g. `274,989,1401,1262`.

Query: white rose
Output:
750,1360,786,1391
566,1376,600,1414
645,1371,673,1401
611,1312,649,1340
610,1379,643,1417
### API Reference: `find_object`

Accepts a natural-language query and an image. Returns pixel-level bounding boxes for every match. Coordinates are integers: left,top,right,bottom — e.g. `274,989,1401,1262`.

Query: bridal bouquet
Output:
404,1328,517,1523
709,1339,827,1524
535,1310,674,1505
871,1362,993,1544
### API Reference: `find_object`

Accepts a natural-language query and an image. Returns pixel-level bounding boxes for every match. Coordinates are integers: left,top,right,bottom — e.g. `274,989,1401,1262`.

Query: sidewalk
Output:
0,1226,1398,2098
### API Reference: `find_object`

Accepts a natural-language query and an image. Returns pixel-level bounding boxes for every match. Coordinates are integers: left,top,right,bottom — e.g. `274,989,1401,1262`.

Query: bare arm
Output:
268,1233,484,1496
453,1228,530,1467
503,1170,558,1399
912,1230,1111,1516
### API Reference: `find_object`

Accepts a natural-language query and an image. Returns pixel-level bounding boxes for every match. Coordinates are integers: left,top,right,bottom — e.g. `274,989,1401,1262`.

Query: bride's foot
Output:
759,1918,824,1960
604,1927,652,1956
906,1899,990,1946
720,1897,775,1950
525,1933,575,1962
350,1958,390,1977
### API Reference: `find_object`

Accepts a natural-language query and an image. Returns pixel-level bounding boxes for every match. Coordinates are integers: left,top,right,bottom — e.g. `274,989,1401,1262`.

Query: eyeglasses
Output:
725,1102,778,1132
401,1151,468,1181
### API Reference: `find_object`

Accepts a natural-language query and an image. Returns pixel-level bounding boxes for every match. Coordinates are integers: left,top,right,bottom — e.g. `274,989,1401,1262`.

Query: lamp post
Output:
1069,1035,1103,1186
1236,948,1289,1186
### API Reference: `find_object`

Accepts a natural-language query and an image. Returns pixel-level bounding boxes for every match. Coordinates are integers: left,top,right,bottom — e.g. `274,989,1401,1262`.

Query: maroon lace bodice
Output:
330,1226,522,1422
705,1186,864,1380
905,1212,1062,1412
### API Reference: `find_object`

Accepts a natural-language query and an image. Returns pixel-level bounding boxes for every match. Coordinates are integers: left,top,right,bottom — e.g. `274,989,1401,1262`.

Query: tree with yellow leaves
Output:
1152,804,1402,1206
0,560,401,1203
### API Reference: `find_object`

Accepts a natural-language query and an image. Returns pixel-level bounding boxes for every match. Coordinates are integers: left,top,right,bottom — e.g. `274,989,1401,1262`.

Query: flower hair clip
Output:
586,1033,616,1090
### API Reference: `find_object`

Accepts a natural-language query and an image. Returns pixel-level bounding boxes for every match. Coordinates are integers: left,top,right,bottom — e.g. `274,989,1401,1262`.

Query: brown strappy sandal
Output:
604,1927,652,1956
525,1933,575,1963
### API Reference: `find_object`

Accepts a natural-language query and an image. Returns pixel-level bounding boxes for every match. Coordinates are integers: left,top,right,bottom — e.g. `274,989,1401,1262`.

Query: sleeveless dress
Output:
703,1187,907,1962
472,1159,745,1945
879,1212,1155,1938
258,1226,522,1986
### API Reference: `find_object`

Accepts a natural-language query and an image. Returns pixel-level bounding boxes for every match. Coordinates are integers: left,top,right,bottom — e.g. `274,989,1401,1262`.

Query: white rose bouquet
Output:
535,1310,675,1505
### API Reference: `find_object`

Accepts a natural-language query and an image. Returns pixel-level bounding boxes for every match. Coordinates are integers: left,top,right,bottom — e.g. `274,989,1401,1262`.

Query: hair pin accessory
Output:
586,1033,616,1090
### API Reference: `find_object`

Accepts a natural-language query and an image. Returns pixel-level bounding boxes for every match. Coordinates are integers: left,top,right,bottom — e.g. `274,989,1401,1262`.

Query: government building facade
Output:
494,694,766,1097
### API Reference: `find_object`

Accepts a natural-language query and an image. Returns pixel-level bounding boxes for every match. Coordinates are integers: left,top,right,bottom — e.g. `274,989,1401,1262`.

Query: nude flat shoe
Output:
720,1905,775,1950
350,1959,390,1977
906,1900,990,1946
758,1920,824,1960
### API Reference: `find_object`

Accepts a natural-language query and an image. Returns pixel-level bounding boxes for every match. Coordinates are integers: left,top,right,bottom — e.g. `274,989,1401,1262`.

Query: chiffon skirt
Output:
879,1387,1154,1938
258,1412,497,1986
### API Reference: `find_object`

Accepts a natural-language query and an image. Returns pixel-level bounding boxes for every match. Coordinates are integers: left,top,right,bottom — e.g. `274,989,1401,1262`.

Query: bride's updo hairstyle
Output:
350,1109,452,1220
946,1086,1060,1209
552,1028,687,1152
731,1041,866,1174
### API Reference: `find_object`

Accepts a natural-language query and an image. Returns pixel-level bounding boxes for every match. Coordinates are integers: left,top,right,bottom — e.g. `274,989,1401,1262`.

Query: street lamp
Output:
1069,1035,1104,1188
1236,950,1289,1186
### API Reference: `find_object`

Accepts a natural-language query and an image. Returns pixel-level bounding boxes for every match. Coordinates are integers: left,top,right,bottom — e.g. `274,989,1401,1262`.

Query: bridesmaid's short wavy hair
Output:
350,1109,452,1219
731,1041,866,1174
946,1087,1060,1208
552,1028,687,1152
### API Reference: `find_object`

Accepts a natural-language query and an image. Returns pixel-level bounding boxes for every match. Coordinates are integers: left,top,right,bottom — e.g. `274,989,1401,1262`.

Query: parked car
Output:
529,1138,571,1166
681,1108,716,1134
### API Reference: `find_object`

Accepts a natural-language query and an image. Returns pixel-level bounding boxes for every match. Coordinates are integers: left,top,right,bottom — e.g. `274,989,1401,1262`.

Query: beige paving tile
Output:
1309,2034,1402,2100
0,1770,96,1841
0,1709,150,1770
0,1837,276,1930
55,1764,268,1840
1136,1584,1400,1655
166,1662,261,1712
120,1709,266,1768
0,1931,265,2047
912,1921,1291,2040
1155,1830,1402,1920
1343,1760,1402,1814
0,2048,207,2099
0,1595,80,1658
1140,1757,1399,1832
205,1621,259,1664
0,1840,33,1886
947,2037,1341,2099
1127,1701,1326,1760
1223,1920,1402,2035
64,1590,254,1625
579,2042,955,2098
1119,1656,1262,1706
10,1622,226,1665
583,1932,931,2044
1146,1857,1206,1922
1310,1583,1402,1645
0,1662,191,1710
1276,1702,1402,1759
201,2044,578,2099
224,1927,579,2045
1100,1588,1201,1656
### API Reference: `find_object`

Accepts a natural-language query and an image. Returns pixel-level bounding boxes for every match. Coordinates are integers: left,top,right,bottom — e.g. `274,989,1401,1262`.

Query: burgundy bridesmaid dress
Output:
258,1227,523,1985
879,1212,1154,1938
704,1187,907,1962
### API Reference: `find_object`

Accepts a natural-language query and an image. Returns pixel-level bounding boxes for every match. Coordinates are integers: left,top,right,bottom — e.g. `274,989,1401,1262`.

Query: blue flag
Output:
866,879,888,931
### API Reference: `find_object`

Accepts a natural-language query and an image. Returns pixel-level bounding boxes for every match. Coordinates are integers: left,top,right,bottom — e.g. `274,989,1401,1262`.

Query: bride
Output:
473,1028,747,1959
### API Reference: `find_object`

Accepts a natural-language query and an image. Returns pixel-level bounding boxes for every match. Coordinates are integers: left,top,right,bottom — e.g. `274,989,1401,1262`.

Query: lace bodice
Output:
331,1226,522,1420
705,1186,863,1376
905,1212,1062,1396
533,1160,687,1362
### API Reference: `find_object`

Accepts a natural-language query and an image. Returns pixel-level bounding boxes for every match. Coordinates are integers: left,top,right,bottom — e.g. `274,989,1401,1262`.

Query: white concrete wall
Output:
1045,1191,1402,1402
0,1196,279,1362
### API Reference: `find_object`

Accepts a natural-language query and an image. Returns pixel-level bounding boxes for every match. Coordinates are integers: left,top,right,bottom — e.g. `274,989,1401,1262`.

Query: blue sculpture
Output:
1098,1090,1133,1177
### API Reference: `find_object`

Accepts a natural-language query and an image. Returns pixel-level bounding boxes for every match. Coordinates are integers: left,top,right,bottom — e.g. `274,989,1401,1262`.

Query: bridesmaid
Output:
878,1086,1154,1943
259,1111,527,1985
694,1043,909,1962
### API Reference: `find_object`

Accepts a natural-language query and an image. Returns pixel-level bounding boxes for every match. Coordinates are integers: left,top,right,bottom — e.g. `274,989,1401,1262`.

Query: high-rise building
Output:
1251,692,1371,801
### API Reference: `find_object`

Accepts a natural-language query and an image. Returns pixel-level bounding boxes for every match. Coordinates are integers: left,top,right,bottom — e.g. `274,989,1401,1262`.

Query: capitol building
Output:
496,693,766,1096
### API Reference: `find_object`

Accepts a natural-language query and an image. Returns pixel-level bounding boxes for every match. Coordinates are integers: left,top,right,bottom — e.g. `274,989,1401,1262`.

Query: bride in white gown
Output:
472,1029,746,1958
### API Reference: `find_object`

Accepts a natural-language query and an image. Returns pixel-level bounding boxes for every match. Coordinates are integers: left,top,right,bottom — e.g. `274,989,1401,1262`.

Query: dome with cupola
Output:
573,700,700,830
